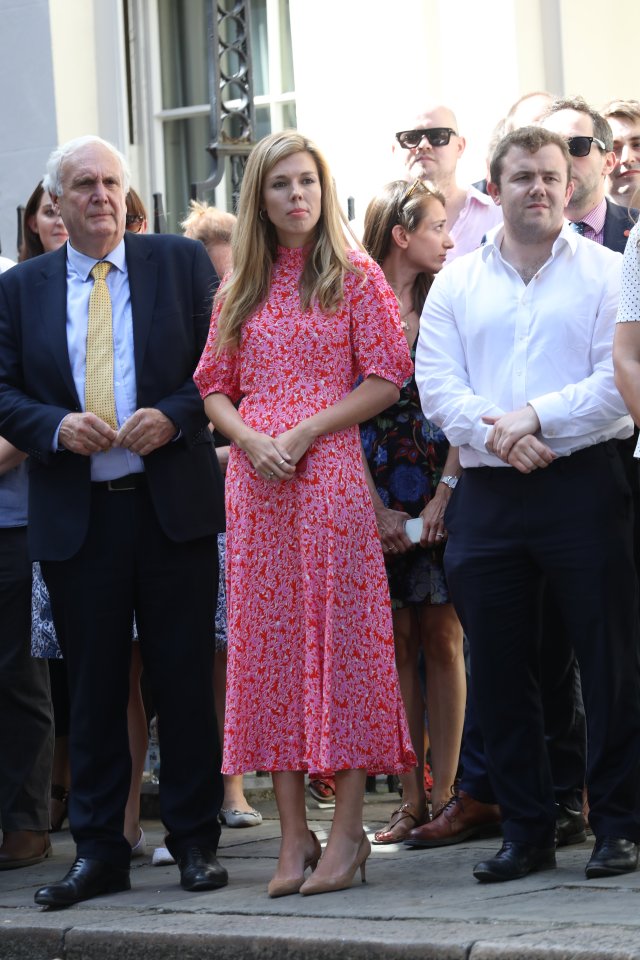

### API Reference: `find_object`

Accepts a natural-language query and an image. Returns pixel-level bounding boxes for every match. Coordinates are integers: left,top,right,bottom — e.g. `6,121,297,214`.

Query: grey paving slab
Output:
1,795,640,960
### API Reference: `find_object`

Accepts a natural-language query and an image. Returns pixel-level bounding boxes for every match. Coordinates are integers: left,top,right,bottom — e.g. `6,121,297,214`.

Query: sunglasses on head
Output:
400,178,423,205
566,136,606,157
395,127,457,150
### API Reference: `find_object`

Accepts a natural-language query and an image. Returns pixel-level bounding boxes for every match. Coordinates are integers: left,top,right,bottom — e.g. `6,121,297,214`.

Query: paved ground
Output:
2,784,640,960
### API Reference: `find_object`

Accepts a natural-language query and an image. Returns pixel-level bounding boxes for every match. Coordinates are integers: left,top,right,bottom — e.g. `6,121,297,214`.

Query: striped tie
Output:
85,261,118,430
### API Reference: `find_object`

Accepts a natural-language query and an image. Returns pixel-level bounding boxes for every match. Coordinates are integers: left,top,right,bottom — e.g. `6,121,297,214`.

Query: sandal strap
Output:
309,778,335,797
386,802,423,830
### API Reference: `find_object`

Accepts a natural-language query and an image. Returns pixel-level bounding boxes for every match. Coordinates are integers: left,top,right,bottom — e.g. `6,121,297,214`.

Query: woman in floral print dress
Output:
194,131,415,898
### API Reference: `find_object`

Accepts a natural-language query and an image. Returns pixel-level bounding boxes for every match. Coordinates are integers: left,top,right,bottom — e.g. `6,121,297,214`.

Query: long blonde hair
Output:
215,130,362,351
363,180,445,316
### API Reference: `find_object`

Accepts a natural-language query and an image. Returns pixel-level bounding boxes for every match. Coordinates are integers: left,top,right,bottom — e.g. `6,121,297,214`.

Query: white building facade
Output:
0,0,638,257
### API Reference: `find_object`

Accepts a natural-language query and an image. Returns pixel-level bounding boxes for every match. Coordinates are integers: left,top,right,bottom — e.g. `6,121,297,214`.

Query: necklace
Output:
399,305,419,332
391,284,417,331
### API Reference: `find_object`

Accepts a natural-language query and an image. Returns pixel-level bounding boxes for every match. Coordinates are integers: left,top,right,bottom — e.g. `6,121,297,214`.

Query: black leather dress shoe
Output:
555,804,587,847
34,857,130,908
176,845,228,891
585,837,640,878
473,842,556,883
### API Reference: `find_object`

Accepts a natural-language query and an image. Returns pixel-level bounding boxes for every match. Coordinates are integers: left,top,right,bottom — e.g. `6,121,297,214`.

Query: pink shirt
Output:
569,198,606,245
448,185,503,262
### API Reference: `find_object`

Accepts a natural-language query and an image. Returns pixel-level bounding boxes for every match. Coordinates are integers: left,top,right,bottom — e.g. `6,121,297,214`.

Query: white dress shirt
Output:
415,222,631,468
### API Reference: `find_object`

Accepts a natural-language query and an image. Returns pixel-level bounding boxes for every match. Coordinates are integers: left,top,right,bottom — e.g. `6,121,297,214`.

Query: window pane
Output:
158,0,209,109
282,100,297,129
250,0,268,96
279,0,294,92
255,105,271,141
162,116,213,233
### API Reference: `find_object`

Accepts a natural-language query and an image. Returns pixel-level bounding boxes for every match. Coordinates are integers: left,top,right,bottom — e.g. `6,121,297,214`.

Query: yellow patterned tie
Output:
85,261,118,430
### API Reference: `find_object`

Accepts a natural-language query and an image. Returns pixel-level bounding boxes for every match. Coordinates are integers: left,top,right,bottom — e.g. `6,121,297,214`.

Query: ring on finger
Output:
268,471,275,478
277,458,286,465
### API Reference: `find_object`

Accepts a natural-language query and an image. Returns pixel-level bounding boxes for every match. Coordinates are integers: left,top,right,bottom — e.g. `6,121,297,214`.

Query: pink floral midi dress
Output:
194,246,416,775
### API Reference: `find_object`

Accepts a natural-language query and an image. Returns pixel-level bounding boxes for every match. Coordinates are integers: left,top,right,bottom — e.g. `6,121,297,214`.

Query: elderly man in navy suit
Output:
0,136,226,906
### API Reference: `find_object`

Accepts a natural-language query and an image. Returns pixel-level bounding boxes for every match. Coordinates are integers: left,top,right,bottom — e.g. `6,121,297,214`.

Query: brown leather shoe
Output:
0,830,52,869
404,791,502,848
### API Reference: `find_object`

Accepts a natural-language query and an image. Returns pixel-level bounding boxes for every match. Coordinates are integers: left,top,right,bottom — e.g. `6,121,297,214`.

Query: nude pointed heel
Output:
299,831,370,896
267,830,321,898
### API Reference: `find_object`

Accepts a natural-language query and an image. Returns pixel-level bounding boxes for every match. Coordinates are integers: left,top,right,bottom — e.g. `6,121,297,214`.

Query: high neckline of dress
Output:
276,244,311,264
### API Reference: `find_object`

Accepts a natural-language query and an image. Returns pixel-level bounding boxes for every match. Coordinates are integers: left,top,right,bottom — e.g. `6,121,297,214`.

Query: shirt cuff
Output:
53,418,66,452
528,393,565,438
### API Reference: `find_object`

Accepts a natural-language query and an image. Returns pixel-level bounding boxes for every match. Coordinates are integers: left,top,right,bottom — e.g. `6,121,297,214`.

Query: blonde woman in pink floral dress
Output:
194,131,415,899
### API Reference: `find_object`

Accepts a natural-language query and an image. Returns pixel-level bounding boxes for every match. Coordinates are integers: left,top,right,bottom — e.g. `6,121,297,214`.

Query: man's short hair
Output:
489,126,571,187
540,95,613,151
601,99,640,125
504,91,554,133
43,135,131,196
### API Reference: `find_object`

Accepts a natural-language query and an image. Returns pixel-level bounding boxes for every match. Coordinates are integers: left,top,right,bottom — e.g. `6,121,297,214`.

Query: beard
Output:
567,174,599,212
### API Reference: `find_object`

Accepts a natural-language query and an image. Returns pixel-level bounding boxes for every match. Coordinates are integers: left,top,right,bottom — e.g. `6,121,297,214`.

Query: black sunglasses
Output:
396,127,457,150
126,214,145,232
566,136,606,157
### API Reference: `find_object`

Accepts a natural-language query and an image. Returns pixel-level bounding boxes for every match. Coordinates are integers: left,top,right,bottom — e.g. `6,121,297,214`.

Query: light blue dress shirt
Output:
0,462,28,527
60,239,143,481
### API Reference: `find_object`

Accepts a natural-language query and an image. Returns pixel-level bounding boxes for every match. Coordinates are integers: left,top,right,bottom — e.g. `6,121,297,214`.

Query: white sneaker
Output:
152,846,176,865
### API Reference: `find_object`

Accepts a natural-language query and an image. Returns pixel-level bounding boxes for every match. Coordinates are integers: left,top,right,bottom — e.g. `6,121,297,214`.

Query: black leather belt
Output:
93,474,147,492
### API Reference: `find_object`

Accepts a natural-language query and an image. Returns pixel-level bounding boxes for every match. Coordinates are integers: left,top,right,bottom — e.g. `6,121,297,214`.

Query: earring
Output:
259,209,266,221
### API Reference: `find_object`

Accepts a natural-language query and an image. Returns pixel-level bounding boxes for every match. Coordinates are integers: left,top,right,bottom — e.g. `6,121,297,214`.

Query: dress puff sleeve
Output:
346,251,413,388
194,295,242,404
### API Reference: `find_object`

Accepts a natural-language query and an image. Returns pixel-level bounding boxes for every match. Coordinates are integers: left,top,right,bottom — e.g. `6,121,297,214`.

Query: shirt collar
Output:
481,220,578,262
569,198,607,236
66,237,127,281
481,223,505,259
466,184,497,208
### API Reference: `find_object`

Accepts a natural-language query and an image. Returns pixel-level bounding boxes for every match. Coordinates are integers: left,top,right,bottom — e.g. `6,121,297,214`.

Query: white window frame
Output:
131,0,296,221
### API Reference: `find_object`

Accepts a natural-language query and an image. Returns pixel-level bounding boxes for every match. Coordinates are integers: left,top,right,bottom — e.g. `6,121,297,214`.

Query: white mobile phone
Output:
404,518,423,543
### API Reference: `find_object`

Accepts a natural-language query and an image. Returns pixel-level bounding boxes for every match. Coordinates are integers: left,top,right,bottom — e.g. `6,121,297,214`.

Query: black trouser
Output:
42,483,222,867
459,588,587,813
446,444,640,846
0,526,53,832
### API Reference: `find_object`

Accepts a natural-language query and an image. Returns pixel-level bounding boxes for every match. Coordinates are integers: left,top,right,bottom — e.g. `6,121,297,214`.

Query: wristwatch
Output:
439,475,458,490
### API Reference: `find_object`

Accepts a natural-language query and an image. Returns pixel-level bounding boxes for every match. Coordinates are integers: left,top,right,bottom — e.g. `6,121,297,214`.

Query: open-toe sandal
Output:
372,801,427,845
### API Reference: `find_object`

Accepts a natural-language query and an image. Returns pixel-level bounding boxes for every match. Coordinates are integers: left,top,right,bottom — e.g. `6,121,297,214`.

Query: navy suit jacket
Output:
0,231,225,560
603,198,637,253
